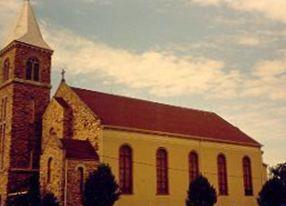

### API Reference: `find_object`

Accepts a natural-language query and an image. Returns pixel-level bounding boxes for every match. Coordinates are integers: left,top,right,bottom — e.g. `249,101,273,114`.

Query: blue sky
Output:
1,0,285,166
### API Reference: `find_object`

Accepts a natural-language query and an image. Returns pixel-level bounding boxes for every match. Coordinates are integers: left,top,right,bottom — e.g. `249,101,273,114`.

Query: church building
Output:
0,1,267,206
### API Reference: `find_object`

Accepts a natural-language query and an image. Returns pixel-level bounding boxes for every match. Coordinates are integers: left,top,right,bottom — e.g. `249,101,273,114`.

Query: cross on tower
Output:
61,69,66,82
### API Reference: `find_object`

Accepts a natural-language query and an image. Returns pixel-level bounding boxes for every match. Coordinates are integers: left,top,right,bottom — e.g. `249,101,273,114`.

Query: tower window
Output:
119,145,133,194
0,124,5,170
78,167,85,194
0,98,7,170
189,151,199,183
217,154,228,196
47,157,53,183
3,59,10,81
26,57,40,81
156,148,169,195
243,156,253,196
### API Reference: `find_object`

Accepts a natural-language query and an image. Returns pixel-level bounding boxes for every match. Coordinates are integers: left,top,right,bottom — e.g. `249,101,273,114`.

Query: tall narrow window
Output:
0,124,5,169
189,151,199,183
78,167,84,194
3,59,10,81
217,154,228,196
119,145,133,194
47,157,52,183
26,57,40,81
1,98,7,122
243,156,253,196
156,148,169,195
0,98,7,170
28,99,36,124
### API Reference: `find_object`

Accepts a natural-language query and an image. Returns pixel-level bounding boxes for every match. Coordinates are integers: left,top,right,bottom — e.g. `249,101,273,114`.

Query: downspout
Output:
63,151,68,206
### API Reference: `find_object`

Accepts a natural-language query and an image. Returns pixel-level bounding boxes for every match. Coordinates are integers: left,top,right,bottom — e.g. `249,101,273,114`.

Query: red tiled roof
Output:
71,87,261,147
61,139,99,160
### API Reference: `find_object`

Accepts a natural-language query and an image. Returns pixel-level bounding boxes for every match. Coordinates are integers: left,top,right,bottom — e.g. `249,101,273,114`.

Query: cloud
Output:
254,60,286,77
191,0,286,23
241,60,286,100
0,1,20,43
237,35,260,46
43,25,239,97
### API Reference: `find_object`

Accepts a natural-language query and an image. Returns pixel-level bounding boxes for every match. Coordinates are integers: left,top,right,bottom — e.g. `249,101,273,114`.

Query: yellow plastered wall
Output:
101,128,266,206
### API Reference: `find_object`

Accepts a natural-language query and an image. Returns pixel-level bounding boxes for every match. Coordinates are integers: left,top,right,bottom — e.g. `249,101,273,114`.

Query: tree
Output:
41,193,60,206
258,162,286,206
83,163,120,206
186,175,217,206
6,174,41,206
271,163,286,184
26,174,41,206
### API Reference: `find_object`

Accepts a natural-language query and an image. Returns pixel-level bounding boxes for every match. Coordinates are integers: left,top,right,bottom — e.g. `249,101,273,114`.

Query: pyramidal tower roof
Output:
4,0,51,50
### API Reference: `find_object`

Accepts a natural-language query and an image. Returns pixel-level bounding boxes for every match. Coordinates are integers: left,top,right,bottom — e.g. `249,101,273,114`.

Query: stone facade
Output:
40,84,100,206
0,41,52,205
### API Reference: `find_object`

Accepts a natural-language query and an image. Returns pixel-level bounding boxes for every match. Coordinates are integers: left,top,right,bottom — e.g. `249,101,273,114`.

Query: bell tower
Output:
0,0,53,203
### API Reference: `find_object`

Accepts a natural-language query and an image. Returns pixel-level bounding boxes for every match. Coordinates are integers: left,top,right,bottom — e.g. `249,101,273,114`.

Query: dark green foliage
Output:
83,163,120,206
186,175,217,206
41,193,60,206
271,163,286,184
257,178,286,206
6,174,40,206
26,174,41,206
258,162,286,206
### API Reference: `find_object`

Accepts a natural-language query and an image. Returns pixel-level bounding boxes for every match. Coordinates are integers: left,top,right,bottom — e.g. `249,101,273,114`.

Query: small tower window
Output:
78,167,85,194
47,157,53,183
3,59,10,81
26,57,40,81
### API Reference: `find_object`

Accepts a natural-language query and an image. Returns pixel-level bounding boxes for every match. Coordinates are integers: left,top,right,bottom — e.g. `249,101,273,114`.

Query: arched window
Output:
217,154,228,195
189,151,199,182
243,156,253,196
26,57,40,81
78,167,84,194
47,157,52,183
156,148,169,195
119,145,133,194
3,59,10,81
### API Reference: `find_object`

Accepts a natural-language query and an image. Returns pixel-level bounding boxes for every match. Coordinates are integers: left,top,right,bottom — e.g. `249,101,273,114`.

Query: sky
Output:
0,0,285,166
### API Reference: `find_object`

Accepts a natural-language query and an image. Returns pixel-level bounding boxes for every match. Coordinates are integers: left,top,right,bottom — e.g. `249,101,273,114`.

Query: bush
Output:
42,193,60,206
186,175,217,206
258,162,286,206
83,163,120,206
6,174,40,206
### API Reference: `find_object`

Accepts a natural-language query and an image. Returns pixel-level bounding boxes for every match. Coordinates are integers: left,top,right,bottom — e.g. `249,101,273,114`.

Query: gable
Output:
71,86,261,147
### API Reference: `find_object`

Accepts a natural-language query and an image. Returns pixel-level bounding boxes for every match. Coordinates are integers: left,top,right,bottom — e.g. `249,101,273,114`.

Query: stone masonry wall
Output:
0,84,13,205
40,99,65,204
55,83,102,151
0,42,52,202
66,160,98,206
40,135,65,205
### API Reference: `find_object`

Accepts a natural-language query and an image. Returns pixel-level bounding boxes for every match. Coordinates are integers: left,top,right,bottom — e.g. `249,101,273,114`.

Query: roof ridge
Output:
71,86,214,115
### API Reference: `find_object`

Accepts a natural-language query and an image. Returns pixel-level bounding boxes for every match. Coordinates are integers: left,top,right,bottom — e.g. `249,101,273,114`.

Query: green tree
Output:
26,174,41,206
83,163,120,206
41,193,60,206
258,162,286,206
271,163,286,184
186,175,217,206
6,174,40,206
